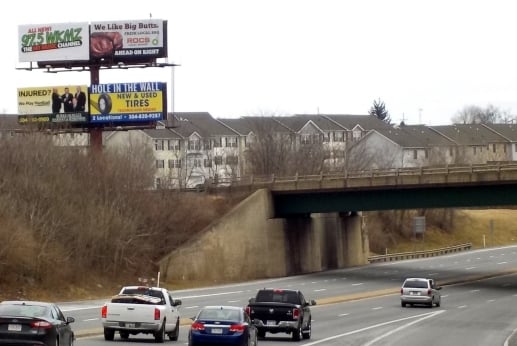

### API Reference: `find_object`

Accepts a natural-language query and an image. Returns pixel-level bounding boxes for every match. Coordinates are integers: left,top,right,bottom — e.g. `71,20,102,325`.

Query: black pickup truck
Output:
245,288,316,341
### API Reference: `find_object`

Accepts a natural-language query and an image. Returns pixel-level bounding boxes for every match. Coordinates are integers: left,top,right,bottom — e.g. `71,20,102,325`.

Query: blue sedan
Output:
188,306,258,346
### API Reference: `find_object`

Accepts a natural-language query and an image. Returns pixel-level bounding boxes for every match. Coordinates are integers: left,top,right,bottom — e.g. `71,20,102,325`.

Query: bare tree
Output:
452,104,511,124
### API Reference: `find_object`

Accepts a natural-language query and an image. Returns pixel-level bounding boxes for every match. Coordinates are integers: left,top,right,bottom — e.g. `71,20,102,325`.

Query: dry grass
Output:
386,208,517,254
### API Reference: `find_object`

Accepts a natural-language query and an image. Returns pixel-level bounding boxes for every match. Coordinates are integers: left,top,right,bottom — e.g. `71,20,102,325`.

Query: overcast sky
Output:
4,0,517,125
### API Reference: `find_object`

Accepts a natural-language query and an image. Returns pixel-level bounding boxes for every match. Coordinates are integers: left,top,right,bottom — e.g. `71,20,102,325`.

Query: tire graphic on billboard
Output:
98,93,112,115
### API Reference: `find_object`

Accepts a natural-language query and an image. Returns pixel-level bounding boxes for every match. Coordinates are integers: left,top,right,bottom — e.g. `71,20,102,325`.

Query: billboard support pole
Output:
89,66,103,153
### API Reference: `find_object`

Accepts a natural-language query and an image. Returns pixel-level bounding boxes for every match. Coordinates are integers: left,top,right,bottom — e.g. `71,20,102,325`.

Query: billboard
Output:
18,23,90,63
17,85,90,124
89,81,166,123
18,19,167,66
90,19,167,63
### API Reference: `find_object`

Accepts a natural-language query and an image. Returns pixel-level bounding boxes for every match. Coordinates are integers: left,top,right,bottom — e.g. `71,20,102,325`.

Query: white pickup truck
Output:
101,286,182,342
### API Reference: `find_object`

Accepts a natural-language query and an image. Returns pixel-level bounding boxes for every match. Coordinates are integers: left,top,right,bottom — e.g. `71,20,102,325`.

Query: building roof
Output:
429,124,509,145
323,114,393,130
398,125,456,147
483,123,517,141
173,112,238,137
142,128,182,139
275,115,344,132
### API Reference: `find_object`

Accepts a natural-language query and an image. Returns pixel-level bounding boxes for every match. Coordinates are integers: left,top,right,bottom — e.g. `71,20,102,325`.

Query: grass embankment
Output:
387,209,517,254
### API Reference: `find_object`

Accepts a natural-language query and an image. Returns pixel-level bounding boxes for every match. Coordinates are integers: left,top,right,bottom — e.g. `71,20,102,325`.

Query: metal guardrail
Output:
207,163,517,191
367,243,473,263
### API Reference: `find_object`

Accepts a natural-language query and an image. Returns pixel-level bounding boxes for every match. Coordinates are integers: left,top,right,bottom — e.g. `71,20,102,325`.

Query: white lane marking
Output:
372,307,383,310
458,305,468,309
338,313,349,317
61,306,102,312
470,290,480,293
84,318,98,322
303,311,445,345
465,267,476,270
183,306,199,310
352,283,364,286
314,289,327,292
498,262,508,265
177,291,244,299
487,299,496,303
227,300,240,303
362,310,445,346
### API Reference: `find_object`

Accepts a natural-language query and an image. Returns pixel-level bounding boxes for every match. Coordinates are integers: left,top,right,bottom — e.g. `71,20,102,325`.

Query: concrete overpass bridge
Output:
160,163,517,283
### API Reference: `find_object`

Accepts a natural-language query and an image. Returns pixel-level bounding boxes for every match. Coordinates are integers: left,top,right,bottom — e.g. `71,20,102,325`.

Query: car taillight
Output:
31,321,52,329
101,305,107,318
154,308,160,320
191,322,205,331
400,288,403,295
427,289,432,296
245,306,251,316
292,308,300,320
229,323,245,332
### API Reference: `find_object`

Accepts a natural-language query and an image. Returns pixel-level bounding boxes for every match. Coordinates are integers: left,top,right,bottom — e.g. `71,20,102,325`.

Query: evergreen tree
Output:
369,98,391,124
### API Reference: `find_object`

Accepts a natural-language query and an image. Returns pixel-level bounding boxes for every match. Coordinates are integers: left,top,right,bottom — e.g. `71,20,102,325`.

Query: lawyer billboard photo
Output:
18,85,89,124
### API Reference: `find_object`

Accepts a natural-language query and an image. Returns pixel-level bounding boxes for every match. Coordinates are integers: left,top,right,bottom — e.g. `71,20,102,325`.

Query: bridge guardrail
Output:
367,242,473,263
207,163,517,191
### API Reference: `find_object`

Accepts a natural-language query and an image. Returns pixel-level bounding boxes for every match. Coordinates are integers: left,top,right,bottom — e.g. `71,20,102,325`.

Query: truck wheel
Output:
120,332,129,340
168,319,180,341
104,328,115,341
292,326,302,341
154,321,165,343
302,320,311,339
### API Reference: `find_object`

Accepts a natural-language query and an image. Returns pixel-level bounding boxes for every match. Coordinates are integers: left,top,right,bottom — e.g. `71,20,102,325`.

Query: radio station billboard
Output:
18,23,90,63
17,85,89,124
89,81,166,123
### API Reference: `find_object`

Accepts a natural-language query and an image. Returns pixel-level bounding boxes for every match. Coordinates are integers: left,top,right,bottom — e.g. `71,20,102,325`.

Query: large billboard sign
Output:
18,19,167,66
18,23,90,63
89,81,166,123
90,19,167,63
17,85,90,124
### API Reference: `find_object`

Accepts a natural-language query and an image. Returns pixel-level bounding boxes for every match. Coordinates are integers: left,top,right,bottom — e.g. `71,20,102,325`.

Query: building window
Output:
203,139,212,150
514,143,517,153
226,137,238,147
334,132,344,142
168,140,180,150
449,147,453,156
352,130,361,141
301,134,311,145
204,159,212,167
213,137,222,148
188,138,200,150
473,146,477,155
493,144,496,153
156,160,165,168
425,150,429,159
413,150,417,159
226,156,238,165
214,156,223,165
155,140,164,151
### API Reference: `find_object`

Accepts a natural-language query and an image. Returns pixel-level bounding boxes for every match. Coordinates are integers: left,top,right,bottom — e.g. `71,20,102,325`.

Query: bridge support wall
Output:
159,190,370,284
340,212,370,266
159,189,288,283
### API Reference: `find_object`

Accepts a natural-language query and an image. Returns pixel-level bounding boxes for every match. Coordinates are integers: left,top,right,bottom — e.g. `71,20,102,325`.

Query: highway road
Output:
60,245,517,345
